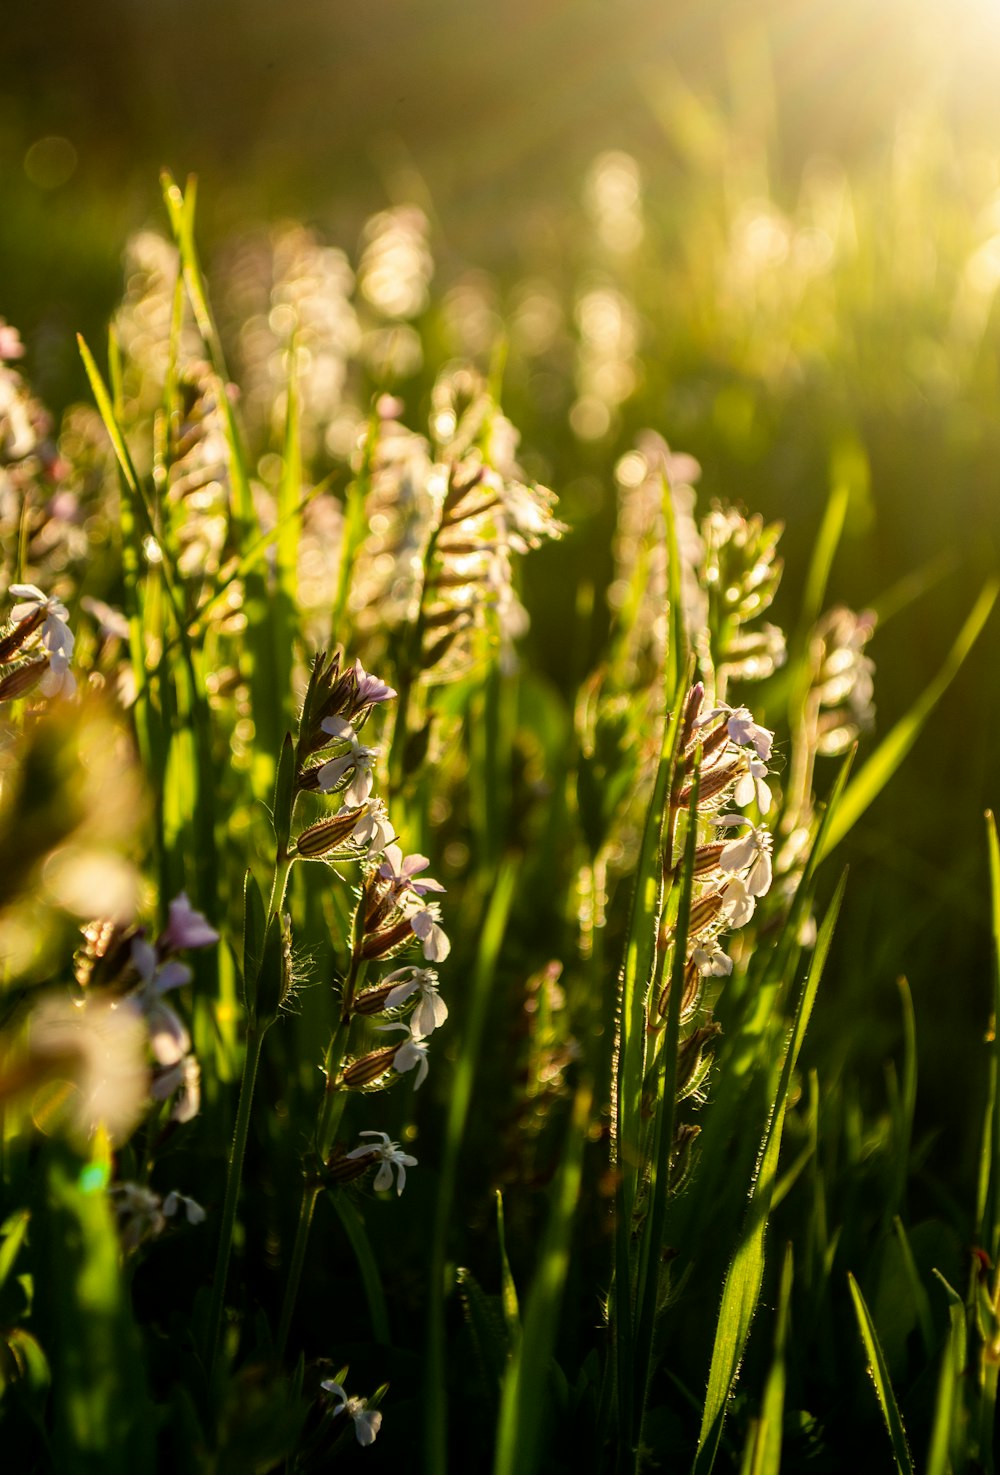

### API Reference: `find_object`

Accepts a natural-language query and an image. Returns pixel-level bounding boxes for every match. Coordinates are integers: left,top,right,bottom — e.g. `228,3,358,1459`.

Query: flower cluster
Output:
74,890,219,1126
657,684,777,1035
290,649,452,1188
350,367,564,683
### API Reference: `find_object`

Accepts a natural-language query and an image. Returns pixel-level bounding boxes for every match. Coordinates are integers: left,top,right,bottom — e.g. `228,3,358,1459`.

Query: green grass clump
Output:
0,165,997,1475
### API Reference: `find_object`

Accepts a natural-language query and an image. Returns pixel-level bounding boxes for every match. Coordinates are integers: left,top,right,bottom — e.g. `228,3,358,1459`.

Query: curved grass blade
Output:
694,870,847,1475
493,1081,592,1475
330,1195,390,1347
847,1271,915,1475
633,773,700,1451
819,580,998,860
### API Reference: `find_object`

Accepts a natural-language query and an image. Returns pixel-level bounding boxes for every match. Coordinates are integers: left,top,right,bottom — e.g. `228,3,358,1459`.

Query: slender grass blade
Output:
847,1271,915,1475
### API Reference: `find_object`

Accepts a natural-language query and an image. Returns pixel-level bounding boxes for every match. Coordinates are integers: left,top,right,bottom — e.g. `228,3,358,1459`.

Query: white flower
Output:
692,941,733,977
408,902,450,961
721,875,756,927
733,755,772,813
345,1129,418,1195
320,1380,383,1446
162,1190,206,1224
382,966,448,1038
718,821,773,899
375,1021,430,1088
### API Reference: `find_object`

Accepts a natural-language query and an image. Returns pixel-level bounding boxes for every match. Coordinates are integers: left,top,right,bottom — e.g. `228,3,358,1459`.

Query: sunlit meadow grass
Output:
0,161,998,1475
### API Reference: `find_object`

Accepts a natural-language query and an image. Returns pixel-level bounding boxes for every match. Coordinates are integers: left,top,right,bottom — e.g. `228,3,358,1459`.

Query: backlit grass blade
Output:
44,1143,154,1474
694,870,847,1475
979,812,1000,1257
424,862,517,1475
885,978,917,1223
613,687,685,1455
819,580,998,860
927,1279,966,1475
493,1081,592,1475
740,1242,793,1475
848,1271,915,1475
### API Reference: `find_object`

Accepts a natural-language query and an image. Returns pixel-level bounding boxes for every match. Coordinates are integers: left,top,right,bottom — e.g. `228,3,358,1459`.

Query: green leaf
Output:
848,1271,915,1475
926,1279,966,1475
819,580,998,859
457,1266,510,1398
694,871,847,1474
0,1210,30,1294
241,868,267,1013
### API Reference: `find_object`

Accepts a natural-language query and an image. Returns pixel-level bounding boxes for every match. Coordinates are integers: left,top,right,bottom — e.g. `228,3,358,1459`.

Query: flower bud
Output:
295,810,364,859
360,917,414,961
0,659,46,702
353,980,402,1015
341,1046,397,1089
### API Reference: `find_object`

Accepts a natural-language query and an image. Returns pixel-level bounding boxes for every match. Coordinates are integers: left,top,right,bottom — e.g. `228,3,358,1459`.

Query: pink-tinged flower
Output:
0,321,25,361
382,966,448,1038
375,1021,430,1088
158,892,220,953
378,844,445,898
408,902,450,961
353,659,396,707
698,703,774,761
319,1380,383,1446
351,799,396,857
345,1129,418,1195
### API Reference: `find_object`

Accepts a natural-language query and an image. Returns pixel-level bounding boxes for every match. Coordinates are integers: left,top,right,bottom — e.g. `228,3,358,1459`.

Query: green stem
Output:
204,1021,267,1384
277,1014,355,1360
276,1180,321,1362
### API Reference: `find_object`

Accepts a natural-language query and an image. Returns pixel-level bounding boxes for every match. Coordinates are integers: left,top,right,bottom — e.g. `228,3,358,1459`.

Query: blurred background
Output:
4,0,1000,1189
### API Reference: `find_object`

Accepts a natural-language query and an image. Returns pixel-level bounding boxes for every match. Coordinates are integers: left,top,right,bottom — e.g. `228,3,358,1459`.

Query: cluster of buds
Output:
74,891,219,1126
350,367,564,683
700,507,785,687
0,583,76,702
